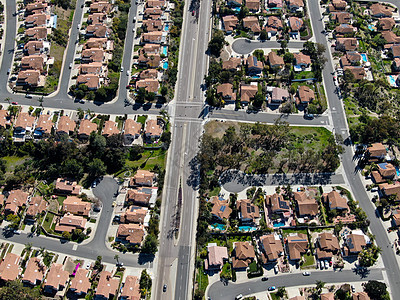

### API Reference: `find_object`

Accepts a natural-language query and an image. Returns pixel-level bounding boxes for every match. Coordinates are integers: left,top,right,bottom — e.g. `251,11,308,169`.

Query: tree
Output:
363,280,390,300
207,30,225,57
160,131,171,149
61,231,71,240
259,29,267,41
276,286,286,297
114,254,120,265
139,269,152,297
316,280,326,294
0,280,42,300
24,243,32,252
94,255,102,270
87,158,106,178
160,85,168,98
358,245,381,267
253,92,264,108
141,234,158,254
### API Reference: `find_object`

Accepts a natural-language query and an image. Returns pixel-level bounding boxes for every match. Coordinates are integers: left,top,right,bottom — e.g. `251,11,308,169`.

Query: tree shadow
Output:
138,253,155,265
186,155,200,190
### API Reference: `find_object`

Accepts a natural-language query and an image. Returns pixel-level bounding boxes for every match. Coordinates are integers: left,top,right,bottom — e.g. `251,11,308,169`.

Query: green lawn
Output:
301,253,315,269
57,196,66,207
125,149,166,171
281,229,308,237
2,156,28,172
42,213,55,233
136,115,148,125
220,262,232,280
248,261,258,272
270,292,281,300
209,186,221,197
196,265,209,294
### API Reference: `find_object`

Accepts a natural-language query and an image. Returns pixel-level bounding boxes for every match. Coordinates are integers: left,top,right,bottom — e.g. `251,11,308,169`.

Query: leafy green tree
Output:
363,280,390,300
207,30,225,57
358,245,381,267
139,269,152,297
141,234,158,254
0,280,42,299
259,29,268,41
87,158,106,178
62,231,71,240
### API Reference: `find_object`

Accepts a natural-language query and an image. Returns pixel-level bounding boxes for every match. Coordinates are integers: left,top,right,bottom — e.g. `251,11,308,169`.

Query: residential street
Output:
208,268,385,300
231,38,304,54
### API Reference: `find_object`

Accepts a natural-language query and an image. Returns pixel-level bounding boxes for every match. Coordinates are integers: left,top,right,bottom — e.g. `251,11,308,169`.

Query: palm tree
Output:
38,246,45,256
38,96,44,108
316,280,326,294
114,254,120,266
4,97,10,104
24,243,32,252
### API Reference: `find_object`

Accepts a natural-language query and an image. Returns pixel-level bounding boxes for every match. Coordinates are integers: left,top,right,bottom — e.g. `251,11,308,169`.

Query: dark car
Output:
163,284,167,292
304,113,314,120
261,277,268,281
268,286,276,291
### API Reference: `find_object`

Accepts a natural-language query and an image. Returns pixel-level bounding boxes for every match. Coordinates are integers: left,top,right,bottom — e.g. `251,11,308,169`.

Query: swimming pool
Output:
273,221,285,228
388,75,397,86
232,7,241,12
252,75,260,79
396,167,400,177
162,46,167,56
368,24,375,31
163,61,168,69
211,223,226,230
164,24,169,31
238,226,256,232
360,53,368,63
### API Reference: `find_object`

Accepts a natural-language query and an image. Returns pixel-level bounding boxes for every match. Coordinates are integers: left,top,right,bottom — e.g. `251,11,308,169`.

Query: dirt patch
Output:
204,120,241,138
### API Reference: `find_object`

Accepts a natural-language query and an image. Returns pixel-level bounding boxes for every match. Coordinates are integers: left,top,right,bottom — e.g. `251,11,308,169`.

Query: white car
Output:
235,295,243,300
302,271,311,276
325,260,329,269
320,260,324,269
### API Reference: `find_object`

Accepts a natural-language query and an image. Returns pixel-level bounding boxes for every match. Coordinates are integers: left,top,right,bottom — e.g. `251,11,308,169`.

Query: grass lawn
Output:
281,228,307,237
220,262,232,279
270,292,281,300
207,237,227,246
301,253,315,269
136,115,148,125
209,186,221,197
248,261,258,272
42,213,55,233
294,71,314,80
290,126,332,150
125,149,166,171
57,196,67,207
196,265,209,294
2,156,28,172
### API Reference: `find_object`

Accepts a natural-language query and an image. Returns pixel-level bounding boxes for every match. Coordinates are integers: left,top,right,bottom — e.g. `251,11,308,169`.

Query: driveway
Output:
231,39,304,55
219,170,346,193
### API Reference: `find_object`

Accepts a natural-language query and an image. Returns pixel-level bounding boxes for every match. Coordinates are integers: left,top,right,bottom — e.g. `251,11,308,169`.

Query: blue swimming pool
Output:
211,223,226,230
238,226,256,232
396,167,400,177
164,24,169,31
252,75,260,79
368,24,375,31
162,46,167,56
163,61,168,69
360,53,368,62
273,221,285,228
232,7,241,12
389,75,396,86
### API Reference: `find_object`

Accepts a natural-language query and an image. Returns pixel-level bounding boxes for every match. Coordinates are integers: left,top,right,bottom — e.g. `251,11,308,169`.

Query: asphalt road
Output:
220,170,345,193
231,38,304,55
209,109,330,126
308,0,400,297
208,268,385,300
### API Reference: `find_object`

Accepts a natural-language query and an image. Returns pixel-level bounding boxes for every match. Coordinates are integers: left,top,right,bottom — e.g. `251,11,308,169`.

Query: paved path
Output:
231,38,304,55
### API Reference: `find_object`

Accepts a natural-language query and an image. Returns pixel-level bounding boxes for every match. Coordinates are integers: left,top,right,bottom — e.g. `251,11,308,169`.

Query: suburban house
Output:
286,233,309,260
293,191,319,218
14,112,35,136
145,119,162,140
26,196,48,220
81,48,105,64
25,2,48,15
63,196,91,216
339,51,361,67
243,16,261,33
21,55,45,73
320,293,335,300
0,253,21,282
322,190,349,211
86,25,108,38
222,15,238,34
24,40,47,55
87,13,107,25
378,18,395,31
116,223,145,245
268,0,282,8
136,79,159,93
5,189,29,215
240,84,258,105
331,12,352,24
316,232,340,259
78,119,98,139
296,85,315,105
293,52,311,70
268,51,284,69
132,170,155,186
126,188,156,206
382,31,400,44
55,178,82,195
89,2,112,14
69,268,91,296
17,70,41,86
366,143,386,160
370,3,393,18
269,87,289,104
246,55,264,75
236,199,260,224
76,74,100,90
259,234,283,263
288,17,304,36
216,83,236,103
246,0,260,12
392,209,400,228
266,193,290,214
343,231,368,256
95,271,120,299
328,0,346,11
142,19,163,31
79,63,103,75
120,276,141,300
34,114,54,137
26,27,48,40
139,69,158,79
142,31,163,44
286,0,304,12
211,200,232,221
102,120,120,137
343,66,366,81
266,16,283,36
379,182,400,201
232,241,255,270
0,110,11,129
352,292,371,300
205,245,229,271
22,257,46,286
121,206,149,224
335,38,358,51
371,162,396,183
54,213,87,233
123,119,142,141
43,263,69,293
56,116,76,135
222,57,242,71
334,24,356,36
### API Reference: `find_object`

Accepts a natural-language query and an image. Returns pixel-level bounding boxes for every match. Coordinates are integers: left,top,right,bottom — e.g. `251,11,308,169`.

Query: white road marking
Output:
72,244,78,251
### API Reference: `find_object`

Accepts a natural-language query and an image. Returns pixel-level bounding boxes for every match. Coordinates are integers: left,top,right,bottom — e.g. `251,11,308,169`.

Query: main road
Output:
307,0,400,296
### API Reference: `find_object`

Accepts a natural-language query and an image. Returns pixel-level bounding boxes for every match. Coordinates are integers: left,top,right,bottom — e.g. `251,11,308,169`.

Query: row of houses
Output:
205,229,369,271
129,0,172,95
15,0,54,87
216,53,315,107
0,109,163,143
0,252,140,299
113,170,158,246
73,0,115,90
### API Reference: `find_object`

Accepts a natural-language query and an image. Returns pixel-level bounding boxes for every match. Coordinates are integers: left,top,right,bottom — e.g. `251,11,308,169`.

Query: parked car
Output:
325,260,329,269
274,265,279,274
267,286,276,291
163,284,167,292
25,94,32,98
320,260,324,269
302,271,311,276
11,101,18,105
235,294,243,299
133,17,136,22
69,63,72,69
121,67,124,72
261,277,268,281
7,68,11,74
351,285,355,292
304,113,314,120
